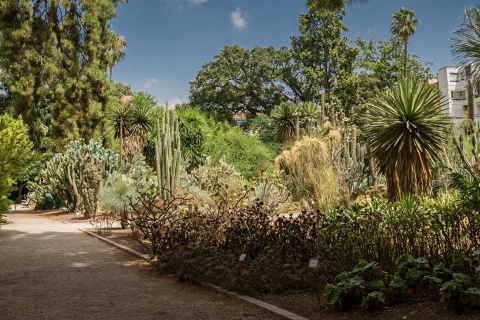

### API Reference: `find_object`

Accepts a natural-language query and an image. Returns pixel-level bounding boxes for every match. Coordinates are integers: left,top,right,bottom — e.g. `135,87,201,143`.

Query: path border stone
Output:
77,225,309,320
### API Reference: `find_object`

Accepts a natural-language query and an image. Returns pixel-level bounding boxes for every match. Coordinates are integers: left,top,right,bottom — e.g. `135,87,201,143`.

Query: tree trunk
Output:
404,40,408,78
467,80,474,122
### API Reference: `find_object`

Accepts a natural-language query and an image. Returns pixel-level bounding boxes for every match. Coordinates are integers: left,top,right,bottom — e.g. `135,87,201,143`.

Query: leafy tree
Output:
0,0,126,151
189,45,288,120
243,114,281,153
390,7,420,78
0,114,33,214
290,5,359,113
362,78,452,201
354,36,432,103
176,107,209,171
307,0,369,11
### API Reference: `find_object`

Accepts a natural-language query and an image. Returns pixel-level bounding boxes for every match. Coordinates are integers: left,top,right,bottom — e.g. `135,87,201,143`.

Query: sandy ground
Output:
0,209,282,320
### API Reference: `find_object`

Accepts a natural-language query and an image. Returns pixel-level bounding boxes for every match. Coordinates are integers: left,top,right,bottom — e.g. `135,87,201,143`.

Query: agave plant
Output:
362,78,452,201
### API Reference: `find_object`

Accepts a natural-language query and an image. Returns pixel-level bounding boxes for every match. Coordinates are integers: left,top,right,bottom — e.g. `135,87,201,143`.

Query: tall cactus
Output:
155,104,181,200
454,123,480,181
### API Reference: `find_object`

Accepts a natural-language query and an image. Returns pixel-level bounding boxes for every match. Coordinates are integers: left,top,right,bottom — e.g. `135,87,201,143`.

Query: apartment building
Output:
437,66,480,123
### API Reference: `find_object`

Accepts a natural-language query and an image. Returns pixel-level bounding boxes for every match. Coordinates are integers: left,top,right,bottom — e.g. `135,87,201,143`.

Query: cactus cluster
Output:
40,140,119,218
155,105,181,200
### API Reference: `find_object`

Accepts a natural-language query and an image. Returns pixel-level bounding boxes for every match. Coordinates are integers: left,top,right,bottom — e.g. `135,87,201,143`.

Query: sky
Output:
110,0,478,106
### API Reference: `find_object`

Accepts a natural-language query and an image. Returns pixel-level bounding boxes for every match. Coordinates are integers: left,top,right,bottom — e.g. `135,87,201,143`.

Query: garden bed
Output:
85,225,476,320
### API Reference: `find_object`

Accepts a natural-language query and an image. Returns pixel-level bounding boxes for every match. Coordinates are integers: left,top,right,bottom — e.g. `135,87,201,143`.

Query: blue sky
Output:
110,0,478,106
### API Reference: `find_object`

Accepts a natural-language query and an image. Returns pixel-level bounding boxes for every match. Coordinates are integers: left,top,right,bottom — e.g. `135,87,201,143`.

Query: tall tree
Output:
290,5,358,113
0,0,126,151
355,35,432,103
362,78,452,202
390,7,420,78
307,0,369,11
189,45,288,119
107,34,127,81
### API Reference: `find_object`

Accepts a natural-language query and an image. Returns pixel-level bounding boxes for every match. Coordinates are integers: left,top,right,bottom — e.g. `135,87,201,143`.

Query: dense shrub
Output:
203,125,275,181
0,114,33,217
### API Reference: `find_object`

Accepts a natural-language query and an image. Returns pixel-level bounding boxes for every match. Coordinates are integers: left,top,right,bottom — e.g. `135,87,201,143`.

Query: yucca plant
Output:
271,102,298,144
362,78,452,201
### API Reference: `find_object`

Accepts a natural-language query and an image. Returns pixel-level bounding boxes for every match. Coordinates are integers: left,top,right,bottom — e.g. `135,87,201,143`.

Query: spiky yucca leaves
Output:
300,101,320,136
363,78,452,202
271,102,298,144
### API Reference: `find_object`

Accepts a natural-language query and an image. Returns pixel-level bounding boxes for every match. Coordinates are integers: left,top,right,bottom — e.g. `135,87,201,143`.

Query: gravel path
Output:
0,211,282,320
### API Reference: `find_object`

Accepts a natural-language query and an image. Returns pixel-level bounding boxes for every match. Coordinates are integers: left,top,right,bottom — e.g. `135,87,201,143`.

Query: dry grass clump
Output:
275,134,341,210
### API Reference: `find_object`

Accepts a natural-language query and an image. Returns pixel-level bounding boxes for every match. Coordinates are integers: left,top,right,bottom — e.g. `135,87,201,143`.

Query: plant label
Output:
239,253,246,261
309,258,318,268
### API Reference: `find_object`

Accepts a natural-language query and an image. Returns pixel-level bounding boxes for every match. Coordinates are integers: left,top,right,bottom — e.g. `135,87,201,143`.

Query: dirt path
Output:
0,211,282,320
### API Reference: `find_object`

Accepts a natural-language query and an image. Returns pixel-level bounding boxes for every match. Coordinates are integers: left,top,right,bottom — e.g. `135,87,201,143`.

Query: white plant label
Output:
239,253,246,261
309,258,318,269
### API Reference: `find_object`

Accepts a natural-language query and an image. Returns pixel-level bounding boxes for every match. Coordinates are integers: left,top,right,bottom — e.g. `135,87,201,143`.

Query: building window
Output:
450,73,460,82
451,90,466,100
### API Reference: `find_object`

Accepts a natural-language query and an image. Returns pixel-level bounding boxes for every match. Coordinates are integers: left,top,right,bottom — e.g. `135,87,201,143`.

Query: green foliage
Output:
98,155,154,228
390,7,420,77
243,114,280,153
189,45,289,118
0,114,33,215
203,125,275,181
271,102,298,144
0,0,126,151
362,78,452,201
451,5,480,88
290,5,359,112
355,36,433,102
33,140,118,217
177,107,209,170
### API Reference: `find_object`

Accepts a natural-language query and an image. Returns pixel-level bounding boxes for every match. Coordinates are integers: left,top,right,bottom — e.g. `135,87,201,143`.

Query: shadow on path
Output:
0,213,280,320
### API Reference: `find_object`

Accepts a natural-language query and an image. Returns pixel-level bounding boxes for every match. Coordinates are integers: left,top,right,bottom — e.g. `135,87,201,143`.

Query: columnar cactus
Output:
155,104,181,200
454,123,480,181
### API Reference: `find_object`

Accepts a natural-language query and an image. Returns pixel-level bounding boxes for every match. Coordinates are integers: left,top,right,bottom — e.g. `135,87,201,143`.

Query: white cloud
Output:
168,97,184,108
144,78,159,90
230,8,247,30
188,0,207,3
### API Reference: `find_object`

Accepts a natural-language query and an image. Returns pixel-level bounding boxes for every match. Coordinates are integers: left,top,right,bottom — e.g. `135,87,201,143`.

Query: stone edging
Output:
77,227,310,320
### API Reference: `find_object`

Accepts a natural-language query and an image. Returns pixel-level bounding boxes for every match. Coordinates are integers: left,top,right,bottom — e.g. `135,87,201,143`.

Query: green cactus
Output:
38,140,119,218
155,104,181,200
454,128,480,181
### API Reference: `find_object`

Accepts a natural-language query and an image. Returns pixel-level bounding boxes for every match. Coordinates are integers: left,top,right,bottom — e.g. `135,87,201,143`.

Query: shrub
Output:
203,125,275,181
0,114,33,217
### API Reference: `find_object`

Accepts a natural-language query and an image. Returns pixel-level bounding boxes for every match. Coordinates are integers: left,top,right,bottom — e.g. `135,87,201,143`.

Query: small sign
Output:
309,258,318,269
239,253,246,261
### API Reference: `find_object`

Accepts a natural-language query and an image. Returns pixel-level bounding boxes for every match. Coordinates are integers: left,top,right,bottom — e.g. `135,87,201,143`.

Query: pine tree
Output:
0,0,126,151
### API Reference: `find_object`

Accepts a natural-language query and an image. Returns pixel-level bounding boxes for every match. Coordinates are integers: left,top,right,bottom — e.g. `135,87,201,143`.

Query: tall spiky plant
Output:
155,104,181,200
363,78,452,201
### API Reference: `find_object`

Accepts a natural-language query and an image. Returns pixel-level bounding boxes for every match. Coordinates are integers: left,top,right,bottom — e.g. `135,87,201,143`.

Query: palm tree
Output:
107,34,127,81
112,92,156,166
363,78,452,202
451,5,480,96
390,7,420,78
